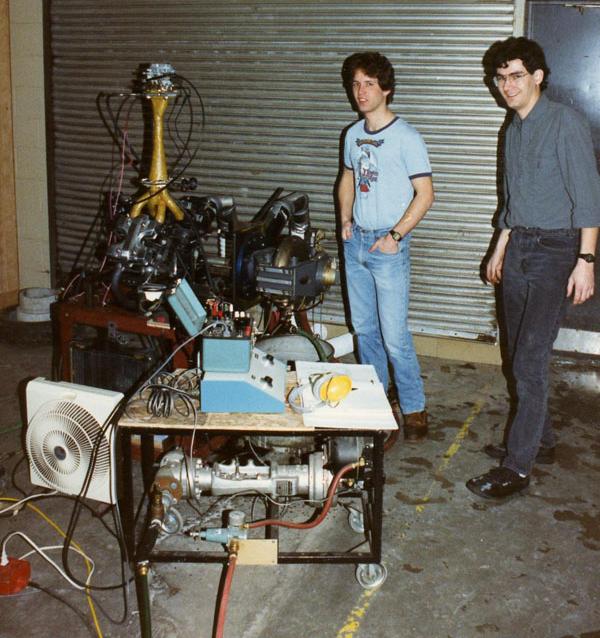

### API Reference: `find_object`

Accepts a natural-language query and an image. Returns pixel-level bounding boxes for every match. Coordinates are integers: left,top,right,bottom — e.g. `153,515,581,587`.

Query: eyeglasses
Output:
493,71,530,87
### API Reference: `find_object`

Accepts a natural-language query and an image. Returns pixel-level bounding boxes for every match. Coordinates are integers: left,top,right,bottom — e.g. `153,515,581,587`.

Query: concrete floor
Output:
0,338,599,638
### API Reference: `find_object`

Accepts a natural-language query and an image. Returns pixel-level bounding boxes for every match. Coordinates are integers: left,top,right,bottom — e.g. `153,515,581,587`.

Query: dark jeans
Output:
502,227,579,476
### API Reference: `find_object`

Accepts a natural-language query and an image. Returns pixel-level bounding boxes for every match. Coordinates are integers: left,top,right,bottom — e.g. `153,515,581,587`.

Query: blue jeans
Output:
343,224,425,414
501,227,579,476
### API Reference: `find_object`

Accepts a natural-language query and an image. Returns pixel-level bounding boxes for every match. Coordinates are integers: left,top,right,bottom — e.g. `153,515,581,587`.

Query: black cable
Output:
28,581,97,638
65,74,205,294
175,73,206,133
111,74,205,210
143,384,197,419
0,482,120,541
60,332,200,592
109,263,136,311
57,339,198,600
60,401,131,592
46,495,120,539
80,500,132,626
174,247,196,287
84,589,131,627
96,92,141,167
344,538,369,553
296,293,326,314
104,95,140,216
145,384,174,418
140,71,203,171
10,455,28,497
175,207,221,296
166,85,195,168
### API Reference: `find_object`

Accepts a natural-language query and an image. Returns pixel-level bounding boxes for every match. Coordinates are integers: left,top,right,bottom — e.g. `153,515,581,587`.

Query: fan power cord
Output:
0,490,58,516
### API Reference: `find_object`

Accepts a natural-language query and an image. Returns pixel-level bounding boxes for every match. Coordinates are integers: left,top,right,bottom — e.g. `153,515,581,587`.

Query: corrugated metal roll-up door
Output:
47,0,514,341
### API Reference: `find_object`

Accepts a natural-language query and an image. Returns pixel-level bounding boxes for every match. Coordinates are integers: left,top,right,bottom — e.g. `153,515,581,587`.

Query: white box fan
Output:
25,378,124,504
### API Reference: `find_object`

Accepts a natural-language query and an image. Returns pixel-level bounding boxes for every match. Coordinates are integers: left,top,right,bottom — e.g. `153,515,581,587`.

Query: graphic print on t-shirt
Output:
356,138,384,196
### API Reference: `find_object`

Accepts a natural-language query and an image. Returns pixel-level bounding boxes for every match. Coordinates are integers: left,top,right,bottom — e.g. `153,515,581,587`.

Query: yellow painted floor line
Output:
335,588,378,638
333,385,490,637
416,388,489,513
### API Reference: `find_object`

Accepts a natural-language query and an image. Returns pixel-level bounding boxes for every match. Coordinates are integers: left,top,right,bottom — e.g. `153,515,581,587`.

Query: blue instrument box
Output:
202,337,252,373
200,347,286,413
167,279,207,336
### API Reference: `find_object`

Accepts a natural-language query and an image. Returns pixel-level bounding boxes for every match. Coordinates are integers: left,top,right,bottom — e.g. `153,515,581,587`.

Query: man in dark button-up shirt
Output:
466,37,600,500
500,93,600,230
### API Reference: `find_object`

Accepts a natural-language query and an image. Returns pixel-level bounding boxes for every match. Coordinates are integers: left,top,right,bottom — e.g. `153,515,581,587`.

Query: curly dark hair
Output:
483,37,550,90
341,52,395,103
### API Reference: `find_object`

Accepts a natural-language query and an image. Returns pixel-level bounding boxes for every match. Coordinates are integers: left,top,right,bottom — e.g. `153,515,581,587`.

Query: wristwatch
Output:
577,253,596,263
389,230,403,242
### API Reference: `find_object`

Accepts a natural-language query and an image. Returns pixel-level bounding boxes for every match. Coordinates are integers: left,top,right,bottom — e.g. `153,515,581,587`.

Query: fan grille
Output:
42,429,81,475
27,399,112,498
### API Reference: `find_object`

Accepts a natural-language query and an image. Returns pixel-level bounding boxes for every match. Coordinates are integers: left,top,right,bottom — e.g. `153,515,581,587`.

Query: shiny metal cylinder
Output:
155,449,332,501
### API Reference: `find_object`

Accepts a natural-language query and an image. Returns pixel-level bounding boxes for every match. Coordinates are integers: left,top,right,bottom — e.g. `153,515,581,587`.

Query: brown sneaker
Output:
403,410,428,442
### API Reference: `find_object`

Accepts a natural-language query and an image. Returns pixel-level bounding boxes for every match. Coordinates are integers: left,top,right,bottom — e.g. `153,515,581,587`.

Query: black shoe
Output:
483,443,555,465
466,466,530,499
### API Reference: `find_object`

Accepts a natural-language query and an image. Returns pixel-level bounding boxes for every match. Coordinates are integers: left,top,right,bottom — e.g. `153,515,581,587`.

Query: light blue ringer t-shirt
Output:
343,116,432,231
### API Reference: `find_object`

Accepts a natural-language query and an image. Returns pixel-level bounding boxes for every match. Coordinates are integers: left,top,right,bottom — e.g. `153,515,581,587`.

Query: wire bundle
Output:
138,369,200,419
60,71,206,302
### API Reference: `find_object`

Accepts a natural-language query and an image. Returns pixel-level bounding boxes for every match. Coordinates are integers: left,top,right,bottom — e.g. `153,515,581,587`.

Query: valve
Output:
198,510,248,545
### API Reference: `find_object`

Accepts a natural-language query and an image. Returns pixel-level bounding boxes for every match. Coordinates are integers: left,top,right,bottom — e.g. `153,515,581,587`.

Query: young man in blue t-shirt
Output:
338,51,435,441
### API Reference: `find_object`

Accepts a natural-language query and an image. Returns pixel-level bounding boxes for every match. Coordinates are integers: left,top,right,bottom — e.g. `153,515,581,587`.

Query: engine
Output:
152,435,371,536
94,63,336,324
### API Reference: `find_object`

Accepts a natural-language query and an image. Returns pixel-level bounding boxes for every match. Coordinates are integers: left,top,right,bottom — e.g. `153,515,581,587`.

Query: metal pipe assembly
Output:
129,63,184,223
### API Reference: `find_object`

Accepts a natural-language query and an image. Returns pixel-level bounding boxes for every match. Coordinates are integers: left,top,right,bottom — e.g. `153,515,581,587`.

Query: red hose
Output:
212,462,361,636
211,461,362,637
247,461,360,530
214,550,238,638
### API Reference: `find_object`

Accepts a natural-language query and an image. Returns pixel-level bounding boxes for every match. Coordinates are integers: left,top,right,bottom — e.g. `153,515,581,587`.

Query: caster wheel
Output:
348,509,365,534
355,563,388,589
162,507,183,535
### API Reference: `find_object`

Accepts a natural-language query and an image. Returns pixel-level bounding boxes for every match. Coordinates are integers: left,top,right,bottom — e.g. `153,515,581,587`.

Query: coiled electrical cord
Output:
135,369,200,418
